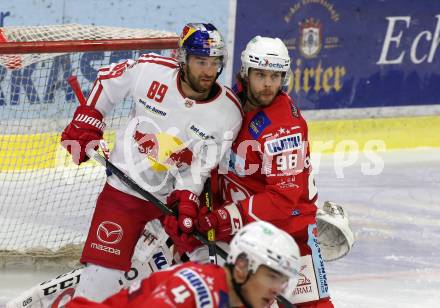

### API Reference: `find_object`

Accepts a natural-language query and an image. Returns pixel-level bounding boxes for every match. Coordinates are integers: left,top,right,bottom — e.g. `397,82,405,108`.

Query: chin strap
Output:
225,263,253,308
215,65,223,81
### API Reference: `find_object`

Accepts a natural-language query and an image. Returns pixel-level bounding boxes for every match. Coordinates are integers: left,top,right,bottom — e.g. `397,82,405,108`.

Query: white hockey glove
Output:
316,201,355,261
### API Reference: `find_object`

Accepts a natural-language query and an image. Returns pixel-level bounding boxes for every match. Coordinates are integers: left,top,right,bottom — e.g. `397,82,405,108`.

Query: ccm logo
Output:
97,221,123,244
42,274,80,296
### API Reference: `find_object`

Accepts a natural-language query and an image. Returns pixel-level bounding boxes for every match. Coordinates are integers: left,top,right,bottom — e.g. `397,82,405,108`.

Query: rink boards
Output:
0,115,439,171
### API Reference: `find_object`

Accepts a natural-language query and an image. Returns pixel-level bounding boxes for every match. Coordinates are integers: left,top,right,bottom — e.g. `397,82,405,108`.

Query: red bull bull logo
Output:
166,147,193,168
133,130,193,171
179,25,196,47
133,130,159,159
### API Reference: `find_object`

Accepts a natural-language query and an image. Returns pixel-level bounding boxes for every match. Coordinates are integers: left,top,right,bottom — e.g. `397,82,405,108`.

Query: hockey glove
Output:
161,215,202,255
197,202,245,238
61,106,105,165
167,190,200,233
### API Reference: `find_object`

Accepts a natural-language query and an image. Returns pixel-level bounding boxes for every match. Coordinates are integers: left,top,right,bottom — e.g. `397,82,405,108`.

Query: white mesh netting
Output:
0,24,177,268
0,23,177,69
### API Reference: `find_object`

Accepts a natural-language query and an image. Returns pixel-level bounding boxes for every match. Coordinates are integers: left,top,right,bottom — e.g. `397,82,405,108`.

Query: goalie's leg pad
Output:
284,255,334,307
284,224,333,307
6,267,83,308
118,221,174,288
5,220,174,308
187,241,230,265
73,263,124,302
80,183,163,271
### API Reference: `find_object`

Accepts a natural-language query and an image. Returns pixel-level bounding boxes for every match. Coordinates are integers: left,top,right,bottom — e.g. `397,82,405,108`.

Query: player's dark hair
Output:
235,73,248,103
225,253,253,308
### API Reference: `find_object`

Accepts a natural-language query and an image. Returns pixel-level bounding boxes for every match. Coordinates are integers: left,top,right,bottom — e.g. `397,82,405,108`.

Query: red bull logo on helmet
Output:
179,25,196,47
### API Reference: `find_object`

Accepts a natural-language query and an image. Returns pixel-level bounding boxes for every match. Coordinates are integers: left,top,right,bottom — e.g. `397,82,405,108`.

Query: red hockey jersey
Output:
67,262,230,308
217,91,318,235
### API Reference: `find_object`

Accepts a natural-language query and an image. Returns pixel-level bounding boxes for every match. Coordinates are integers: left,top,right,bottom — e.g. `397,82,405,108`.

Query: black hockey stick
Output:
86,147,295,308
68,75,229,257
203,180,218,264
69,74,294,307
86,147,228,257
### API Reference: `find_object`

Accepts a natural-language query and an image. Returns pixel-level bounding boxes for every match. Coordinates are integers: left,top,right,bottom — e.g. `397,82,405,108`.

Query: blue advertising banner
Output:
233,0,440,110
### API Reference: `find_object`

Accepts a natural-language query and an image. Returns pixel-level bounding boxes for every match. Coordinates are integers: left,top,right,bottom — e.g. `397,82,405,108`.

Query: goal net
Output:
0,24,178,268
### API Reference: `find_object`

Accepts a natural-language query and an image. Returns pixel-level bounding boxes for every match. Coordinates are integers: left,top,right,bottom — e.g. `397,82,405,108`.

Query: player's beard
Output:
185,66,216,94
247,87,277,109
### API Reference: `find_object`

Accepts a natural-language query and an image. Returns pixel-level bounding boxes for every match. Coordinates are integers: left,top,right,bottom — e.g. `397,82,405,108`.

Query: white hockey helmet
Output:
240,36,291,82
227,221,300,279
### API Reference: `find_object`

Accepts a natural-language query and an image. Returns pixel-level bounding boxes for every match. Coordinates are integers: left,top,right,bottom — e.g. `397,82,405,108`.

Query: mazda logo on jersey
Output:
97,221,123,245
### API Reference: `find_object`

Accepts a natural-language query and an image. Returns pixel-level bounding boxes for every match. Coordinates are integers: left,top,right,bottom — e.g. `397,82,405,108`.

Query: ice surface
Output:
1,148,439,307
318,148,440,308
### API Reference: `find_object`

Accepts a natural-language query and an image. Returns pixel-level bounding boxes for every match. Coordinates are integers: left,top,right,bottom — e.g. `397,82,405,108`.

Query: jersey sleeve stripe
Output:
139,53,178,64
137,59,179,69
97,61,132,80
225,89,244,117
98,67,110,73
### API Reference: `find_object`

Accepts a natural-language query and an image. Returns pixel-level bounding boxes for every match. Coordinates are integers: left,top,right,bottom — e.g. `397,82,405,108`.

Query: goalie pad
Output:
316,201,355,261
6,219,173,308
5,267,83,308
283,255,322,304
186,240,230,265
73,264,124,302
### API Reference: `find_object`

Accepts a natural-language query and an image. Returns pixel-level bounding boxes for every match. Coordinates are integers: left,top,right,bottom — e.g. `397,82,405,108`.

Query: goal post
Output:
0,24,178,268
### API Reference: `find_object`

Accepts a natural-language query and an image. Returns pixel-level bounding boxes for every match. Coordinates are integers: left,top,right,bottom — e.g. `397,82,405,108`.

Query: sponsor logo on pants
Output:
96,221,124,245
91,242,121,255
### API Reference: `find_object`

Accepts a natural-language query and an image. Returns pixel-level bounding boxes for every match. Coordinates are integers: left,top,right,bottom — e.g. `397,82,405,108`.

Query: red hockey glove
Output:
61,106,105,165
197,202,245,238
161,215,202,255
167,190,200,234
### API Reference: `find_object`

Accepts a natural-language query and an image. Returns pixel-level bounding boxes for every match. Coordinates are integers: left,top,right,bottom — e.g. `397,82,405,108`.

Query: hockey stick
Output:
68,76,294,307
203,180,218,264
67,76,86,106
86,147,229,258
67,75,229,256
86,148,295,308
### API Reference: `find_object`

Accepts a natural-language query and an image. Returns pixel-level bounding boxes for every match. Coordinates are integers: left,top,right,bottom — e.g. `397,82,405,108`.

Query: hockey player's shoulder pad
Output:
95,58,136,80
137,53,179,69
224,86,244,117
276,91,304,120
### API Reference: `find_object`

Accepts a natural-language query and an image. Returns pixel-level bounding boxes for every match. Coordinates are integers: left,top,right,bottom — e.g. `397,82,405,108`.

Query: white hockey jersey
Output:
87,53,243,202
